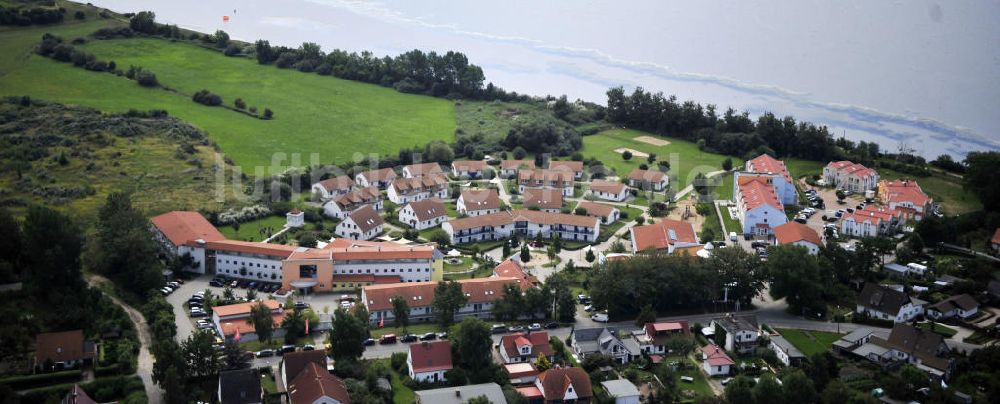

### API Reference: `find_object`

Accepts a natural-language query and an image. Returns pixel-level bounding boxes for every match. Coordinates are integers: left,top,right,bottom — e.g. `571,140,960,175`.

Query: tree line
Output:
0,3,64,26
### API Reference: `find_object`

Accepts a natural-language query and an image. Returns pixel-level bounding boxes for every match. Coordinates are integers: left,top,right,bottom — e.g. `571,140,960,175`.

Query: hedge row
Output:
0,369,81,390
18,375,144,403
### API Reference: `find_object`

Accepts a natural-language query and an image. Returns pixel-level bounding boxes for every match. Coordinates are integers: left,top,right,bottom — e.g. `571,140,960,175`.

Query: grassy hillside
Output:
581,128,740,188
0,14,455,172
0,98,242,221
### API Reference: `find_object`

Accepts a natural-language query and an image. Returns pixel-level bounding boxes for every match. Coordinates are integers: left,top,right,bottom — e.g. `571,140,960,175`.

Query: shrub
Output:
263,108,274,119
391,352,408,372
234,98,246,110
74,11,85,20
192,89,222,106
136,70,158,87
0,370,82,390
223,43,241,56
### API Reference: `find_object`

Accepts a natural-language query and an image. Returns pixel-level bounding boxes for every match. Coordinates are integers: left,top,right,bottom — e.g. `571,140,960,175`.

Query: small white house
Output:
856,283,925,323
286,208,305,228
927,294,979,320
457,189,501,217
335,205,384,241
769,335,805,367
601,379,641,404
407,341,452,383
399,199,448,230
589,180,629,202
702,344,734,377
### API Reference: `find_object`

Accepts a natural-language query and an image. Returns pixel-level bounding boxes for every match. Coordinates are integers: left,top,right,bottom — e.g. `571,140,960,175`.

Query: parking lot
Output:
800,182,869,245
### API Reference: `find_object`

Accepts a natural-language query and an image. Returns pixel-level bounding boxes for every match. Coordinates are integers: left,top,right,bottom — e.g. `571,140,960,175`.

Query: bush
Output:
234,98,246,110
192,89,222,106
223,43,241,56
263,108,274,119
136,70,158,87
391,352,408,372
0,370,82,390
74,11,85,20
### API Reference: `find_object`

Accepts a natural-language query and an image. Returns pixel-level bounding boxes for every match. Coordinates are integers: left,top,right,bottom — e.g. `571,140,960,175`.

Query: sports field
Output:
0,22,455,172
581,129,740,188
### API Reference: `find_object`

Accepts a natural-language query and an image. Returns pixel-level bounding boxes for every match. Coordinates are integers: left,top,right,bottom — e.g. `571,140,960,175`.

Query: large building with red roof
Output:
150,211,443,294
841,205,904,238
744,154,798,205
734,175,787,237
824,160,880,193
878,179,933,220
442,209,600,245
629,219,701,254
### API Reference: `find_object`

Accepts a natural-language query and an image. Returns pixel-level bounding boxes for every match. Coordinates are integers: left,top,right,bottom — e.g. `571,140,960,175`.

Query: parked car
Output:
721,378,733,386
279,345,296,355
379,334,397,344
400,334,418,343
209,280,224,287
545,322,559,329
528,323,542,331
294,301,309,310
256,349,274,358
419,333,437,341
491,324,508,334
592,312,609,322
729,232,738,241
584,305,594,312
363,338,376,346
508,325,525,333
751,240,769,248
577,294,591,304
435,332,448,340
794,217,807,224
302,345,315,351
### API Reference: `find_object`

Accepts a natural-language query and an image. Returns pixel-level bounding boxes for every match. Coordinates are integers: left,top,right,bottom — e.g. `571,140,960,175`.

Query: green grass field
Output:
784,158,827,179
776,328,843,356
916,322,958,338
0,22,455,172
218,215,288,241
582,129,740,188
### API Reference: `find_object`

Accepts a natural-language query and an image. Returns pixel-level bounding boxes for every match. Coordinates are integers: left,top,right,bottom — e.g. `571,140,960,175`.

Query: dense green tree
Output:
753,374,783,404
706,247,765,306
523,286,550,320
129,11,157,34
724,376,755,404
391,295,410,332
328,308,366,363
22,206,83,300
820,380,851,404
722,157,734,171
182,330,220,377
247,301,275,343
782,370,817,404
450,317,495,383
433,280,468,328
963,151,1000,211
622,150,633,161
221,340,250,370
84,193,163,297
282,308,307,340
492,283,524,322
766,245,826,316
520,245,531,262
635,304,656,326
213,30,230,47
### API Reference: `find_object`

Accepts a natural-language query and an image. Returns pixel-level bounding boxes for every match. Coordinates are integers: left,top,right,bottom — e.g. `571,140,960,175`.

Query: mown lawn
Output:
370,358,416,404
776,328,843,356
784,158,826,179
218,215,288,241
916,322,958,338
581,129,740,188
0,26,455,172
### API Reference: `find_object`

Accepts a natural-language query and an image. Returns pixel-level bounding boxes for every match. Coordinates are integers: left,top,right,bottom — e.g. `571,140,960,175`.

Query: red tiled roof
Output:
549,160,583,172
501,160,535,170
628,169,666,183
322,239,437,260
287,248,332,260
703,344,734,366
363,278,517,312
737,176,783,211
403,163,444,177
405,199,448,222
35,330,93,364
452,160,487,172
500,332,554,360
747,154,792,182
517,385,544,399
150,211,226,247
205,239,298,258
538,367,592,401
630,219,698,252
445,209,597,231
283,350,330,388
288,362,350,404
219,312,290,337
346,205,384,233
409,341,452,373
880,179,931,207
774,222,822,247
992,228,1000,245
493,259,538,290
315,176,354,193
590,180,627,195
460,189,501,211
212,300,281,318
358,168,397,182
576,201,616,218
828,161,877,178
504,363,540,379
522,187,563,210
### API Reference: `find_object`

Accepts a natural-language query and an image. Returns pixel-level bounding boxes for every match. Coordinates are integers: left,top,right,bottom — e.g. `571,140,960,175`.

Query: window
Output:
299,265,318,279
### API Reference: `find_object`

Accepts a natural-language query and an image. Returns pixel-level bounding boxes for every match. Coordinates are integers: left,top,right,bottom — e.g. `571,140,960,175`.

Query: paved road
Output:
86,275,164,404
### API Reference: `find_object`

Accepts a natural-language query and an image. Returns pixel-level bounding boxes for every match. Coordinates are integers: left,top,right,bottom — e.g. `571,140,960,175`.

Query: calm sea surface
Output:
91,0,1000,157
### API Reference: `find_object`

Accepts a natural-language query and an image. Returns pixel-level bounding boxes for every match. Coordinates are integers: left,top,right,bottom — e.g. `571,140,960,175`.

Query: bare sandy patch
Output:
614,148,649,158
633,135,670,146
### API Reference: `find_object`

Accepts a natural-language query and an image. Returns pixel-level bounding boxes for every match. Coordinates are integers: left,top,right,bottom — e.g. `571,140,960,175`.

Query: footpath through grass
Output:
582,129,739,188
0,27,455,172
